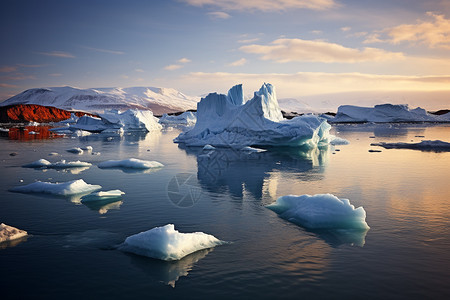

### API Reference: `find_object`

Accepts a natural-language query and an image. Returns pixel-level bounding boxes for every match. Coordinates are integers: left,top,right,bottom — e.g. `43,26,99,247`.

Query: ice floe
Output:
119,224,225,261
371,140,450,152
10,179,101,196
331,104,446,123
23,159,92,169
81,191,125,214
98,158,164,169
159,111,197,126
267,194,369,230
66,147,84,154
81,190,125,201
175,83,331,148
0,223,28,243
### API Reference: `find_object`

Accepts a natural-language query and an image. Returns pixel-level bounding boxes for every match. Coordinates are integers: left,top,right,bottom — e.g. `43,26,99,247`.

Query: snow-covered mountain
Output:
0,86,200,115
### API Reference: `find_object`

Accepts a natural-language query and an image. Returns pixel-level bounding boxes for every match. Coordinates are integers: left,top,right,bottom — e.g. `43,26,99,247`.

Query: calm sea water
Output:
1,123,449,299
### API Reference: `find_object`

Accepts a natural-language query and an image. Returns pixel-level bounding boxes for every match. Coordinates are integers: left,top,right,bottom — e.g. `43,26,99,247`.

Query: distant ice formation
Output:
98,158,164,169
0,223,28,243
23,159,92,169
10,179,101,196
371,140,450,152
175,83,331,148
119,224,225,261
267,194,369,230
159,111,197,126
331,104,447,123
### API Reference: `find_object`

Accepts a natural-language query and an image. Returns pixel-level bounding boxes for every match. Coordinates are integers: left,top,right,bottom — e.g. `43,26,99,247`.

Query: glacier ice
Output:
159,111,197,126
10,179,101,196
119,224,225,261
174,83,331,148
331,104,443,123
0,223,28,243
267,194,369,230
98,158,164,169
371,140,450,152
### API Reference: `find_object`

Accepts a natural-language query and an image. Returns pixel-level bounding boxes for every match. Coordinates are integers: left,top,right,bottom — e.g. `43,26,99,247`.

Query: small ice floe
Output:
119,224,225,261
81,190,125,202
48,152,59,156
10,179,101,196
66,147,83,154
330,136,350,145
0,223,28,243
371,140,450,152
23,159,92,169
240,146,267,153
0,127,9,132
266,194,369,230
81,145,93,151
203,144,216,151
98,158,164,169
81,190,125,214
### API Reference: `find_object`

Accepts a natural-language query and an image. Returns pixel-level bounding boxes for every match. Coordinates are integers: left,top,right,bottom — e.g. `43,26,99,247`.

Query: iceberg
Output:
98,158,164,169
119,224,225,261
331,104,442,123
23,159,92,169
10,179,101,196
81,190,125,202
0,223,28,243
267,194,369,230
67,147,84,154
174,83,331,148
159,111,197,126
371,140,450,152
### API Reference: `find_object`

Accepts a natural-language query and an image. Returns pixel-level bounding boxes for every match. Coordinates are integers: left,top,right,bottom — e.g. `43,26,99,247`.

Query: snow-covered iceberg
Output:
0,223,28,243
174,83,331,148
119,224,225,261
98,158,164,169
23,159,92,169
10,179,101,196
52,109,162,133
267,194,369,230
331,104,443,123
371,140,450,152
159,111,197,126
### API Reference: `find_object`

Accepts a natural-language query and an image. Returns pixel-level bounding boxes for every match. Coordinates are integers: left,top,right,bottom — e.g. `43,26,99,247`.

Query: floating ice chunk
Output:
98,158,164,169
0,223,28,243
119,224,225,261
330,136,350,145
240,146,266,153
99,109,162,132
48,152,59,156
81,190,125,202
10,179,101,196
267,194,369,230
67,147,83,154
81,145,93,151
73,130,92,137
0,127,9,132
23,159,52,168
371,140,450,152
159,111,197,126
203,144,216,150
175,83,331,148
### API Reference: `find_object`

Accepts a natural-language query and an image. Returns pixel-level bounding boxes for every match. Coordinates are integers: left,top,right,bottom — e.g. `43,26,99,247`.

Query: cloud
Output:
364,12,450,49
0,75,35,81
48,73,62,77
164,64,183,70
0,66,17,72
240,38,404,63
227,58,247,66
37,51,75,58
0,83,18,88
237,38,260,43
311,30,323,35
135,68,145,72
81,46,125,55
17,64,48,68
181,0,337,11
207,11,231,19
178,58,192,63
341,26,351,32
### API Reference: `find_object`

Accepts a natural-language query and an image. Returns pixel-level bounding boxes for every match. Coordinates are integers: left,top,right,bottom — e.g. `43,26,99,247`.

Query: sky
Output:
1,0,450,109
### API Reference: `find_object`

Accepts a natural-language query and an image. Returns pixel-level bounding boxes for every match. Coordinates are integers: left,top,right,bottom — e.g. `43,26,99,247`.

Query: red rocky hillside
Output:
0,104,93,123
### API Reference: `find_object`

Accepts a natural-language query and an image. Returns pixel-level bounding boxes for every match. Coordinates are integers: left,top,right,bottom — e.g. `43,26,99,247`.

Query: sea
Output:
1,123,449,299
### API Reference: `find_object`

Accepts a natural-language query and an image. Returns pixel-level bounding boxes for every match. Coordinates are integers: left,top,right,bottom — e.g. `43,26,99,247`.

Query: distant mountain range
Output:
0,86,200,116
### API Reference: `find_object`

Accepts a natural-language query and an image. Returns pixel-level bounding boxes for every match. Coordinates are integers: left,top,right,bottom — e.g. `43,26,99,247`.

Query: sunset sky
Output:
1,0,450,109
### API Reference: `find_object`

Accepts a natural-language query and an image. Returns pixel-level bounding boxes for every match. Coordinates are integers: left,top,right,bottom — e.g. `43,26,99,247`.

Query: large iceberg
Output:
10,179,101,196
119,224,225,261
266,194,369,230
0,223,28,243
52,109,162,133
331,104,443,123
174,83,331,148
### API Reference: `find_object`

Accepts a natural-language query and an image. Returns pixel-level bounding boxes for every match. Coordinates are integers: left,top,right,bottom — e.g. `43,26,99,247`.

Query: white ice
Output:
175,83,331,148
119,224,225,261
0,223,28,243
81,190,125,202
159,111,197,126
98,158,164,169
329,136,350,145
331,104,443,123
267,194,369,230
10,179,101,196
67,147,83,154
240,146,267,153
23,159,92,169
203,144,216,150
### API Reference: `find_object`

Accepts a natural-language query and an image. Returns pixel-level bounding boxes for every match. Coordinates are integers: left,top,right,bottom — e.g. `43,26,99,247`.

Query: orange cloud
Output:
181,0,337,11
